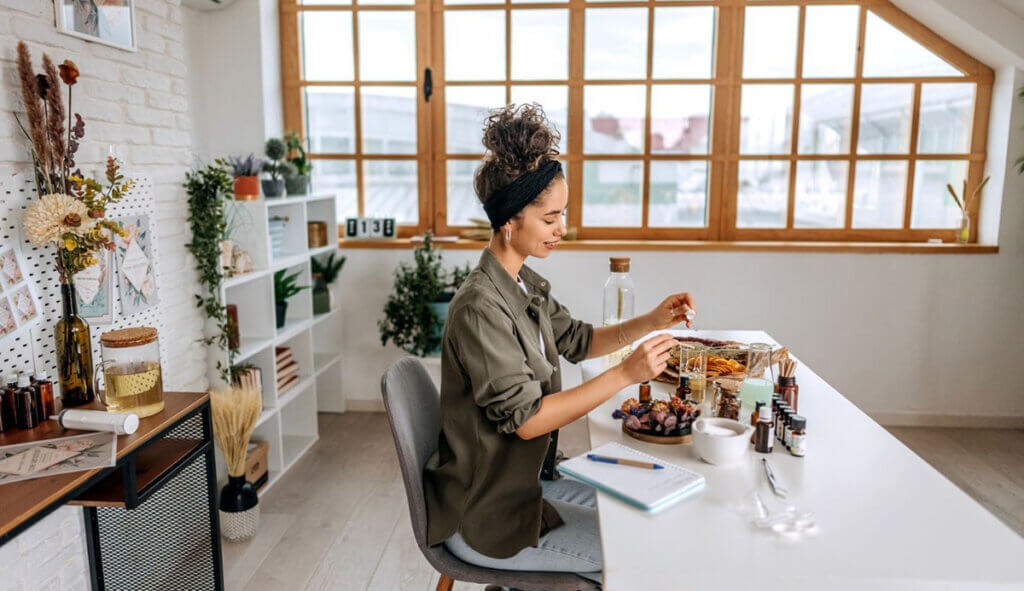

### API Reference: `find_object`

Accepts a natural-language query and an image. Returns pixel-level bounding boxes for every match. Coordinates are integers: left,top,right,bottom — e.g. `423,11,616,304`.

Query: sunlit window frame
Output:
280,0,993,244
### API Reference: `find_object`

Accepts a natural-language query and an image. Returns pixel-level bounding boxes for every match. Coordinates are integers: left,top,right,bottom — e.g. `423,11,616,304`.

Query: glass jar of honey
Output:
94,327,165,418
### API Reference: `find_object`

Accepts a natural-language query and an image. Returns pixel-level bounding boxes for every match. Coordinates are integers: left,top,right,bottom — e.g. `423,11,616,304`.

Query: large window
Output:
281,0,992,243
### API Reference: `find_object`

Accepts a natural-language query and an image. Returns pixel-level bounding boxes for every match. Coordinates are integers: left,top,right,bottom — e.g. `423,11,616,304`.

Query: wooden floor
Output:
222,413,1024,591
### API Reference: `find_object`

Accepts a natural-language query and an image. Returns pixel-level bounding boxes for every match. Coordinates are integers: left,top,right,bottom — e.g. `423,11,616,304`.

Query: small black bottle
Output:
15,374,39,429
0,373,17,432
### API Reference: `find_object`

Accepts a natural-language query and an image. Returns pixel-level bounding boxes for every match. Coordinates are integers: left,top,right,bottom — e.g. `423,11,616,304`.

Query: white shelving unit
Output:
206,192,344,493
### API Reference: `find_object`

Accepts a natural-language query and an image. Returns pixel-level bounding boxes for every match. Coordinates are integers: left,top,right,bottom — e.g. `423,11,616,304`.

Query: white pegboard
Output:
0,172,168,389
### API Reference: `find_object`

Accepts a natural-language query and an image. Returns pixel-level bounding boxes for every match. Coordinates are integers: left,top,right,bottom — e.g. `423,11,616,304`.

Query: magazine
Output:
0,432,117,485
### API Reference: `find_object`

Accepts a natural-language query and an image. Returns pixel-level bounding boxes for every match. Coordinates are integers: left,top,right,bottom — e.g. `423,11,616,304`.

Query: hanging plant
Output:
185,159,237,383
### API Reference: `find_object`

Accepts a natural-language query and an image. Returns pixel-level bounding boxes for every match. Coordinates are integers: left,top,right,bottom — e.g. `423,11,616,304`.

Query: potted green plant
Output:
262,138,296,199
379,233,471,357
284,130,312,196
273,268,308,328
227,154,263,201
310,252,346,315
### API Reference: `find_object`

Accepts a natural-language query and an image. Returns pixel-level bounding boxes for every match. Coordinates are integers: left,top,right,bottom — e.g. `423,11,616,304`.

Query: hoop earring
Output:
505,229,511,242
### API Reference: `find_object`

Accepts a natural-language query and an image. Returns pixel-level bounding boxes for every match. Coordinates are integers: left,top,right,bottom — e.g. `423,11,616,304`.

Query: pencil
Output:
586,454,664,470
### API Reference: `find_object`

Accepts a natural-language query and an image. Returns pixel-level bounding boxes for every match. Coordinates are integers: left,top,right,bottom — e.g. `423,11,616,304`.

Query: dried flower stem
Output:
16,42,51,189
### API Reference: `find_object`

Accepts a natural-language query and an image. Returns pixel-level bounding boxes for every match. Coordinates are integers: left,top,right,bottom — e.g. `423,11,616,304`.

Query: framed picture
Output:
55,0,137,51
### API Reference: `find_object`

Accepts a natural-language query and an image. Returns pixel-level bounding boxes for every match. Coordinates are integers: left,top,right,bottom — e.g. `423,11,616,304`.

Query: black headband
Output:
483,159,563,229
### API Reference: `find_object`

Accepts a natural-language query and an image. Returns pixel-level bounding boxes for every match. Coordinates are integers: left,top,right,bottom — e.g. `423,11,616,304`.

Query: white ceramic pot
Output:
692,417,754,466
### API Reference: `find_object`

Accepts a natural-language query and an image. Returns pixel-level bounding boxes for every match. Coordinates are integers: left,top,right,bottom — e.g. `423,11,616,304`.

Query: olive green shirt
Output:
423,247,594,559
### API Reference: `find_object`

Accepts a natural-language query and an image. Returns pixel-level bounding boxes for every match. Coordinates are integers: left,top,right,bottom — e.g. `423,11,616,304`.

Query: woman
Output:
422,104,695,586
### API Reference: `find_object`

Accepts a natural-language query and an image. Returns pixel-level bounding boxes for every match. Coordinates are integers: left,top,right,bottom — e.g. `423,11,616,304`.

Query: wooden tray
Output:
622,421,692,444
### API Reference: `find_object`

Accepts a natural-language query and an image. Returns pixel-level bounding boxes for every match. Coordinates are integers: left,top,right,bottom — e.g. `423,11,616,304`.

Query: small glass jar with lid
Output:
94,327,165,418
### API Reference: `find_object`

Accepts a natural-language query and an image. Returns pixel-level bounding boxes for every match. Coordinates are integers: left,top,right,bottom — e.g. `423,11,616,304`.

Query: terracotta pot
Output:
233,176,260,200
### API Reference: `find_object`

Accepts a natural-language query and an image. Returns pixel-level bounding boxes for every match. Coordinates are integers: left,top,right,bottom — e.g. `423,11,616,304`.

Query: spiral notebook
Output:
556,442,705,513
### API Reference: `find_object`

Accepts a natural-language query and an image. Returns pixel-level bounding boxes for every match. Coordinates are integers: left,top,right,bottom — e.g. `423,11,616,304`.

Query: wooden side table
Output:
0,392,223,591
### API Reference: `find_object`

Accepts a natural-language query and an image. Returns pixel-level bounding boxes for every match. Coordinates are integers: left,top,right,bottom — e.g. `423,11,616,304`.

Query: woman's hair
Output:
474,103,564,207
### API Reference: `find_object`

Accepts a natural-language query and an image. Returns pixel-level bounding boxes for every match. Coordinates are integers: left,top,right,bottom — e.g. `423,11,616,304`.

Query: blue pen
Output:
586,454,664,470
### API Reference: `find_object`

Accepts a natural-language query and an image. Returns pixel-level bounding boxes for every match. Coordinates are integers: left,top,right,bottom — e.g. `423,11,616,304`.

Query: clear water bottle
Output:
602,257,634,366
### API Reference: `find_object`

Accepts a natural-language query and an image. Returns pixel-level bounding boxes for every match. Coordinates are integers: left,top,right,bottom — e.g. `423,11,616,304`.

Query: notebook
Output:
556,442,705,513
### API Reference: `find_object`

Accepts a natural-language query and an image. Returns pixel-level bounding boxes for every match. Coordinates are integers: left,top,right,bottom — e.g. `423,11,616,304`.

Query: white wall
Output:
0,0,204,587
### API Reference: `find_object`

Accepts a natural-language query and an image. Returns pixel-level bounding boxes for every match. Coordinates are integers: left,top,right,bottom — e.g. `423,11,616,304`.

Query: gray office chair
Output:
381,357,601,591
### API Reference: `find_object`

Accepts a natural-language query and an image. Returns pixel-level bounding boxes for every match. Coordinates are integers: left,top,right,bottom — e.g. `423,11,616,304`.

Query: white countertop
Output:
579,330,1024,590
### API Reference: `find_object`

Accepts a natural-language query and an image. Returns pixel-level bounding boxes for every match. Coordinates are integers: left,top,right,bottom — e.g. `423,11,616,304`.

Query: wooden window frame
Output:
281,0,994,245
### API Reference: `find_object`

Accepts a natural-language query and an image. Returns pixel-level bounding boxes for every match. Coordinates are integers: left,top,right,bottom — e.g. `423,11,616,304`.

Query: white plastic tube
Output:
52,409,140,435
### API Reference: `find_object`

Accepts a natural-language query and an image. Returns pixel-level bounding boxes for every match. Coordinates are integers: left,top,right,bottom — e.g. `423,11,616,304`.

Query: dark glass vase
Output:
55,282,95,407
219,475,260,541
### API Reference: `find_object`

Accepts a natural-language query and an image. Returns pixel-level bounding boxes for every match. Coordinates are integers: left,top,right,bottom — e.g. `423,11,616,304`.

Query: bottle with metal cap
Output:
0,373,17,432
602,257,635,366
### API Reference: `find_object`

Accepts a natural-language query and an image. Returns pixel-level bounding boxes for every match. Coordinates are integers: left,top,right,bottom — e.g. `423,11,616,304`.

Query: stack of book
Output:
276,347,299,395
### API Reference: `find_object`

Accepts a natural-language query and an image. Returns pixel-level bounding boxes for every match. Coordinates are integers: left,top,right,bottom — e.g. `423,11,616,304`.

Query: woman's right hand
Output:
619,333,678,384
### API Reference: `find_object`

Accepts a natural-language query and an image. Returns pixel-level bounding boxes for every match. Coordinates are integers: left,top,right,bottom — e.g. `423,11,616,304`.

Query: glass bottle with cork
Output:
602,257,634,367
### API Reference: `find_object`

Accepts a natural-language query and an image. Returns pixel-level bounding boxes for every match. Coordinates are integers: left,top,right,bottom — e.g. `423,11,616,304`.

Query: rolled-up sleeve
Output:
547,295,593,364
450,304,543,434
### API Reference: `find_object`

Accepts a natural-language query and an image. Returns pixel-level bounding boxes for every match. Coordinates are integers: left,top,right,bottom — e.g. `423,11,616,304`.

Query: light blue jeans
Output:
445,478,603,587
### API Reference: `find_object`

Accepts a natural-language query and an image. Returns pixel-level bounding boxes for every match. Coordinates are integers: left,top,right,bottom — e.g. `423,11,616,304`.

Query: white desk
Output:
579,330,1024,590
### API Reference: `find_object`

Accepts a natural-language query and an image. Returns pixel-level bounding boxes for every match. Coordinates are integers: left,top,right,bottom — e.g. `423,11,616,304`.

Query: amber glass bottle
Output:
55,282,95,407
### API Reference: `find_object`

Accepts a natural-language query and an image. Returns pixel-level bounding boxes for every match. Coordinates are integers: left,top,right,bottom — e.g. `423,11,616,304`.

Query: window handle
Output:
424,67,433,102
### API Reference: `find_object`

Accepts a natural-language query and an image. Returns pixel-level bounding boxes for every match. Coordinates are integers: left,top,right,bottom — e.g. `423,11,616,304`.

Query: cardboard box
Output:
245,440,269,486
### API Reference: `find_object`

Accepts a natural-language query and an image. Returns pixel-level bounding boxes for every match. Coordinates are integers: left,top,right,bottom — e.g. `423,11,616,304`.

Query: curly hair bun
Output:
475,103,562,202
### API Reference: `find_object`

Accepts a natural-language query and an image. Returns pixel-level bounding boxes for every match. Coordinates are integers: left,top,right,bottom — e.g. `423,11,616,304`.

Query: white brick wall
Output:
0,0,207,588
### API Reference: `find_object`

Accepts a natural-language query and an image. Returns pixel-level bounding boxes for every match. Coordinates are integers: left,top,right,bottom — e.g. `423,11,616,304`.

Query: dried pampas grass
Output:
211,386,263,478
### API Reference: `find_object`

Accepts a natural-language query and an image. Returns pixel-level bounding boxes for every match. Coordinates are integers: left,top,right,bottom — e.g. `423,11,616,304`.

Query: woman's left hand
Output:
645,292,697,330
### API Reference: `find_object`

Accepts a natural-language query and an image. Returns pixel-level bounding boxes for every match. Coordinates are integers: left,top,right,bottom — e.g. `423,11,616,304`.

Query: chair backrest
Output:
380,357,442,549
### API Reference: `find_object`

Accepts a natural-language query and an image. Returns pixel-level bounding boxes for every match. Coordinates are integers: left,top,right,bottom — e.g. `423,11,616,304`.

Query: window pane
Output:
652,7,715,79
742,6,798,79
650,85,711,154
740,84,793,155
311,160,358,224
510,86,568,154
302,12,353,81
737,160,789,228
363,160,418,224
584,85,645,154
358,11,415,81
446,0,501,5
445,11,505,81
446,86,506,153
512,0,566,4
863,12,960,77
910,160,968,228
802,5,859,78
857,84,913,154
582,160,643,227
360,86,417,154
918,83,975,154
798,84,853,154
359,0,413,5
794,160,848,228
852,160,908,228
585,8,648,80
649,161,708,228
511,10,568,80
446,160,484,227
305,87,355,154
303,0,349,5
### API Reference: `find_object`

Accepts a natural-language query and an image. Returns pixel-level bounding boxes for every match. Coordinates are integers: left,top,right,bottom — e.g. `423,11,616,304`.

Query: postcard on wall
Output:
0,432,117,486
0,244,42,344
115,215,159,316
75,249,114,324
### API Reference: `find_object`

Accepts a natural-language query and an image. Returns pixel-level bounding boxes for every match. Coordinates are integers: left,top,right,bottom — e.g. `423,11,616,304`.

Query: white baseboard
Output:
346,399,385,413
870,411,1024,429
